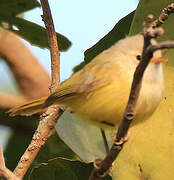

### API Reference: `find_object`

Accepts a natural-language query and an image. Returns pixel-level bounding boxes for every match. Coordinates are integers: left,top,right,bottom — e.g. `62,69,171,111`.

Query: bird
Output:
8,34,167,152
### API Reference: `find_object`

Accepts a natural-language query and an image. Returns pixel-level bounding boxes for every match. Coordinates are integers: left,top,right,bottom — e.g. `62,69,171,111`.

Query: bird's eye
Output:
136,55,141,61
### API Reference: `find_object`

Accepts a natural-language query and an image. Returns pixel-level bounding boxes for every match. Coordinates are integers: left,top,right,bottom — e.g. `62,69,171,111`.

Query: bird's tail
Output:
8,97,48,116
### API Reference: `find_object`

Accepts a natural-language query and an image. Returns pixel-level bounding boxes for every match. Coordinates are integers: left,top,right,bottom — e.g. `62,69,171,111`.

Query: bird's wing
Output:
46,57,121,105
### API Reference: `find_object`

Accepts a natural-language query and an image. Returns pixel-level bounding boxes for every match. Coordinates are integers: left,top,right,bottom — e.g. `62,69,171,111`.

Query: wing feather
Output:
46,54,121,105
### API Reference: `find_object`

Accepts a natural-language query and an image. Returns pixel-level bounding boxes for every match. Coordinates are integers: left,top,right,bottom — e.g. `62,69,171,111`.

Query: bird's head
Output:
114,34,168,66
110,34,167,86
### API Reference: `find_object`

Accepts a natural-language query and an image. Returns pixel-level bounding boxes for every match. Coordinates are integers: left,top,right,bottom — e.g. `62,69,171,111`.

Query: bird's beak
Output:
150,57,168,64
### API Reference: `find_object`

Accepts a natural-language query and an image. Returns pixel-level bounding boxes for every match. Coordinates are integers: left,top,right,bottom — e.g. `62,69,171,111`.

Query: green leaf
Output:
0,0,71,51
21,132,79,179
3,111,39,170
129,0,174,39
29,132,79,166
4,130,34,170
0,16,71,51
29,158,111,180
25,133,112,180
42,132,78,161
0,0,40,16
73,11,134,72
29,159,92,180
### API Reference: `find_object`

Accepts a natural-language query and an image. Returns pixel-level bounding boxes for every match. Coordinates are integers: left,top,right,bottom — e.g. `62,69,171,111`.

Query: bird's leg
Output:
93,129,111,172
100,128,110,155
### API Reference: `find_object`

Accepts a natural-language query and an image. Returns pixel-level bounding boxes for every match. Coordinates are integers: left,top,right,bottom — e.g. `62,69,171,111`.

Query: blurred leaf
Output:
4,131,33,170
0,16,71,51
84,11,134,63
24,133,112,180
128,0,174,49
129,0,174,40
2,109,39,170
0,110,39,131
23,132,79,179
35,132,79,162
29,159,92,180
0,0,71,51
0,0,40,16
73,11,134,72
29,157,111,180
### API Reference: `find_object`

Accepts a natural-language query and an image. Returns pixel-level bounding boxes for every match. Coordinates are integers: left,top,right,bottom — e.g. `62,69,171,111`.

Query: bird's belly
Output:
65,81,163,130
65,82,130,130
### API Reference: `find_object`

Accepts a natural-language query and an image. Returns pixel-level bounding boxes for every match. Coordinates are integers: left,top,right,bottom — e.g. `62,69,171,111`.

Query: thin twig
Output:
100,129,110,155
152,3,174,28
40,0,60,93
0,145,21,180
147,41,174,52
13,0,62,178
89,12,174,180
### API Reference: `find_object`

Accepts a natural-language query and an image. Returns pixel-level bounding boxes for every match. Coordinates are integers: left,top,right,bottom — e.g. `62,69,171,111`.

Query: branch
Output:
40,0,60,93
0,94,27,109
152,3,174,28
13,0,62,178
13,107,63,178
147,41,174,52
89,13,174,180
0,31,50,101
0,145,21,180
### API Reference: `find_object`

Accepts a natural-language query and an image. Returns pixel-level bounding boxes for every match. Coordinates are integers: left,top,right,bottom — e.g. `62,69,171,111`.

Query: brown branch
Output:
89,14,174,180
13,0,62,178
0,145,21,180
147,41,174,52
13,107,63,178
152,3,174,28
0,94,27,109
0,146,5,168
40,0,60,93
0,31,50,100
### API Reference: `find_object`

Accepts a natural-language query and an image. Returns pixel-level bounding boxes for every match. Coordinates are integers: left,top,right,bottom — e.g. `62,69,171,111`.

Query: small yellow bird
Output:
9,34,167,131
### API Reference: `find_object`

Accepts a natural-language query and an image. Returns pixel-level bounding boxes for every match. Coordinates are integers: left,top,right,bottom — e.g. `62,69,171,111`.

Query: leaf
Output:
73,11,135,72
129,0,174,40
21,132,79,179
3,111,40,170
4,130,34,170
0,0,71,51
29,159,92,180
29,157,111,180
0,0,40,16
33,132,79,164
26,132,111,180
0,16,71,51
